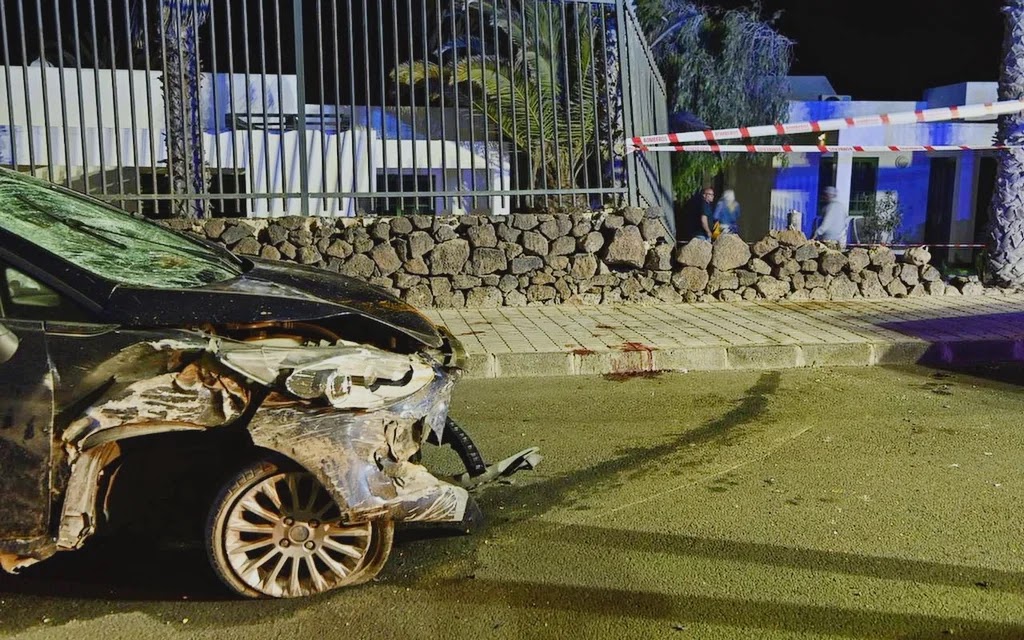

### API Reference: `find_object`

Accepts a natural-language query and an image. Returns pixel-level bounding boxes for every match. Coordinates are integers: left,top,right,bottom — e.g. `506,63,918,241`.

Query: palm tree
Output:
131,0,211,219
633,0,792,200
990,0,1024,287
393,0,599,207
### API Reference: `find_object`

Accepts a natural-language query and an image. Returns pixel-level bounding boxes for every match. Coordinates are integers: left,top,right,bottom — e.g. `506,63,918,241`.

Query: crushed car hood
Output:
104,259,444,347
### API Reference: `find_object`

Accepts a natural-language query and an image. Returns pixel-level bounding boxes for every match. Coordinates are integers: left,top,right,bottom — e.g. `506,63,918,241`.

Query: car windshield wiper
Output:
75,221,242,275
15,194,129,250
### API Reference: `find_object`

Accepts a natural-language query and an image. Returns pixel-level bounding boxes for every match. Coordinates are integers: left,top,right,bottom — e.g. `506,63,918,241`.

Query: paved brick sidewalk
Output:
425,294,1024,378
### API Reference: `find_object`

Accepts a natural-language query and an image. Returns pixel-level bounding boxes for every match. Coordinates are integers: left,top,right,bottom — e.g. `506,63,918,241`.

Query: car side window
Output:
0,264,89,322
6,268,61,308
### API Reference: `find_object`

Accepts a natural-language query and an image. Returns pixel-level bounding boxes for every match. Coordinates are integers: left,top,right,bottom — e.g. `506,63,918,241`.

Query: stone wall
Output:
164,211,1000,308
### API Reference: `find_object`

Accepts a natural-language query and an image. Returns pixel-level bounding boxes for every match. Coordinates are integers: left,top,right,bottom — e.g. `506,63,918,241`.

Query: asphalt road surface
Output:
2,364,1023,639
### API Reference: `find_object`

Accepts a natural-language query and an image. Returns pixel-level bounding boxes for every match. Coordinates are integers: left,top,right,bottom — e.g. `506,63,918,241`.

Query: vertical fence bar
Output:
599,1,612,200
51,0,74,186
406,0,418,215
572,2,589,198
272,1,290,215
418,0,433,213
14,2,37,175
463,0,477,211
33,0,55,183
502,0,521,212
136,0,160,205
0,2,17,172
88,0,110,195
477,0,495,214
104,0,126,206
516,0,535,207
292,0,309,217
192,0,209,217
236,2,259,217
223,1,243,215
434,0,449,212
616,0,637,207
586,1,601,200
314,0,328,214
390,0,403,213
544,0,562,208
558,0,574,206
330,0,343,215
208,0,227,212
254,1,274,214
447,0,461,214
360,0,374,212
376,0,389,213
117,0,142,202
341,0,357,215
530,0,548,204
272,1,289,215
155,1,177,211
70,2,92,196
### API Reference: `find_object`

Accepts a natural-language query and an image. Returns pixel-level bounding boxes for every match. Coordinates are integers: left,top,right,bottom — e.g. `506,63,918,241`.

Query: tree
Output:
393,0,599,208
633,0,792,199
990,0,1024,287
131,0,211,219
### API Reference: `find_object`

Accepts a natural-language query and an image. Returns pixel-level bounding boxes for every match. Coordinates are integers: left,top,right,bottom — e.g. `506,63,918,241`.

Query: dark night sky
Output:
712,0,1006,100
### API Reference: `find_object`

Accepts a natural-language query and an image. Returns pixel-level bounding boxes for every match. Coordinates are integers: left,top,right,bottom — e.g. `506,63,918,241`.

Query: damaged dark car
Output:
0,168,539,598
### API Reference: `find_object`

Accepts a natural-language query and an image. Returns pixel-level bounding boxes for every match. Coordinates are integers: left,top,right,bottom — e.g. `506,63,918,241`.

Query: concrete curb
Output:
458,338,1024,379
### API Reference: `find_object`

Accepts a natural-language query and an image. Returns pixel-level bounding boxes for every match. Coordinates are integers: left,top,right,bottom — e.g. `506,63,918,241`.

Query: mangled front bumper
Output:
246,361,476,525
59,328,483,538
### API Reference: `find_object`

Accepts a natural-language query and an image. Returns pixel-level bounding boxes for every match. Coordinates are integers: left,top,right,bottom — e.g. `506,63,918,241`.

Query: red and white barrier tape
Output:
630,99,1024,149
639,144,1016,154
848,243,986,249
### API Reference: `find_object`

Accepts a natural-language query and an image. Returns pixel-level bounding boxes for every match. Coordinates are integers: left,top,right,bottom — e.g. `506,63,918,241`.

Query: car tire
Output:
205,456,393,599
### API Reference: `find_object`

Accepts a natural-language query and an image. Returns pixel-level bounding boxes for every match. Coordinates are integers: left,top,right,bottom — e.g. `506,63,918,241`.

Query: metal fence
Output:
0,0,671,219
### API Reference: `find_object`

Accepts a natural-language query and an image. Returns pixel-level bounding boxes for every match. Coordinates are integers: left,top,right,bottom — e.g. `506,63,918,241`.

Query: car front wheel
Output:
206,457,393,598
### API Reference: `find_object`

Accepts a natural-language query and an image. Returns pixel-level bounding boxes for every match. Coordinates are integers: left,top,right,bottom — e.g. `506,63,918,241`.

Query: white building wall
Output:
0,66,511,217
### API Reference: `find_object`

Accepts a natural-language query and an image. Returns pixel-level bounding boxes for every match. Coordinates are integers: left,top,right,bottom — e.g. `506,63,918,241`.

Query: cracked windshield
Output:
0,173,241,288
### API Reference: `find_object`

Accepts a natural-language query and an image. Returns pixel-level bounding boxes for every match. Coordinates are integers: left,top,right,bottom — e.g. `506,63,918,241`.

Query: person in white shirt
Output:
813,187,849,249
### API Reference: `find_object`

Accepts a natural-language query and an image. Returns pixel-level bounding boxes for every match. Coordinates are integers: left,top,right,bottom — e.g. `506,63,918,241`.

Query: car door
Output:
0,267,56,545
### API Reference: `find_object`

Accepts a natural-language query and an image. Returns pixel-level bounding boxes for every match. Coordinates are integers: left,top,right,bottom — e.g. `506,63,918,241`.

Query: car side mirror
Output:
0,323,19,365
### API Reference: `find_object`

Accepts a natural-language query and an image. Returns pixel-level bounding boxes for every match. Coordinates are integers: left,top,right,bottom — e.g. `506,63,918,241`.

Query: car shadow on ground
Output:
0,526,471,603
0,540,227,601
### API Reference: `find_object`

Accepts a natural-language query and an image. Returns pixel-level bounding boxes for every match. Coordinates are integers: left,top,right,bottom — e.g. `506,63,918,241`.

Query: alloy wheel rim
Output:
223,471,373,597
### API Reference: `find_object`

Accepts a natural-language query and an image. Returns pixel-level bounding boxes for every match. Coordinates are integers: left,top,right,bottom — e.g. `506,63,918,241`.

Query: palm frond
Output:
392,0,606,192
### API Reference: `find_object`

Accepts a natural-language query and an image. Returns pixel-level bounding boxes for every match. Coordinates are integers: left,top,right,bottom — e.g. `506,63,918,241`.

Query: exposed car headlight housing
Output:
283,367,352,401
214,340,435,410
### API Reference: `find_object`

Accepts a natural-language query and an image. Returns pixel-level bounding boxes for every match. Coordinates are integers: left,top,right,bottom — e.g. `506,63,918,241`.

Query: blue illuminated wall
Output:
773,156,822,237
770,90,997,245
877,155,930,243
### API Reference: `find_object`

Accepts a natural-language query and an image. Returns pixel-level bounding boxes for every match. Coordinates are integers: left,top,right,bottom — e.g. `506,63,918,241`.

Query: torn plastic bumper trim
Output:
246,363,472,525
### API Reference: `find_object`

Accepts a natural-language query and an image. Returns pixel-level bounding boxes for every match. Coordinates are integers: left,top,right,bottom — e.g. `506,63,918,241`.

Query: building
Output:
0,66,512,218
729,77,997,264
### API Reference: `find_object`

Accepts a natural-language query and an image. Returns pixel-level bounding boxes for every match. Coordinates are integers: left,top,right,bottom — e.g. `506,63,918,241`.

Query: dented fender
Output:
245,364,476,525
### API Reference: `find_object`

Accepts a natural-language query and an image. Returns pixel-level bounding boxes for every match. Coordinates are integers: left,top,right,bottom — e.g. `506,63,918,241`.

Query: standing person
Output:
674,187,715,242
694,186,715,241
813,186,849,249
713,189,741,236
